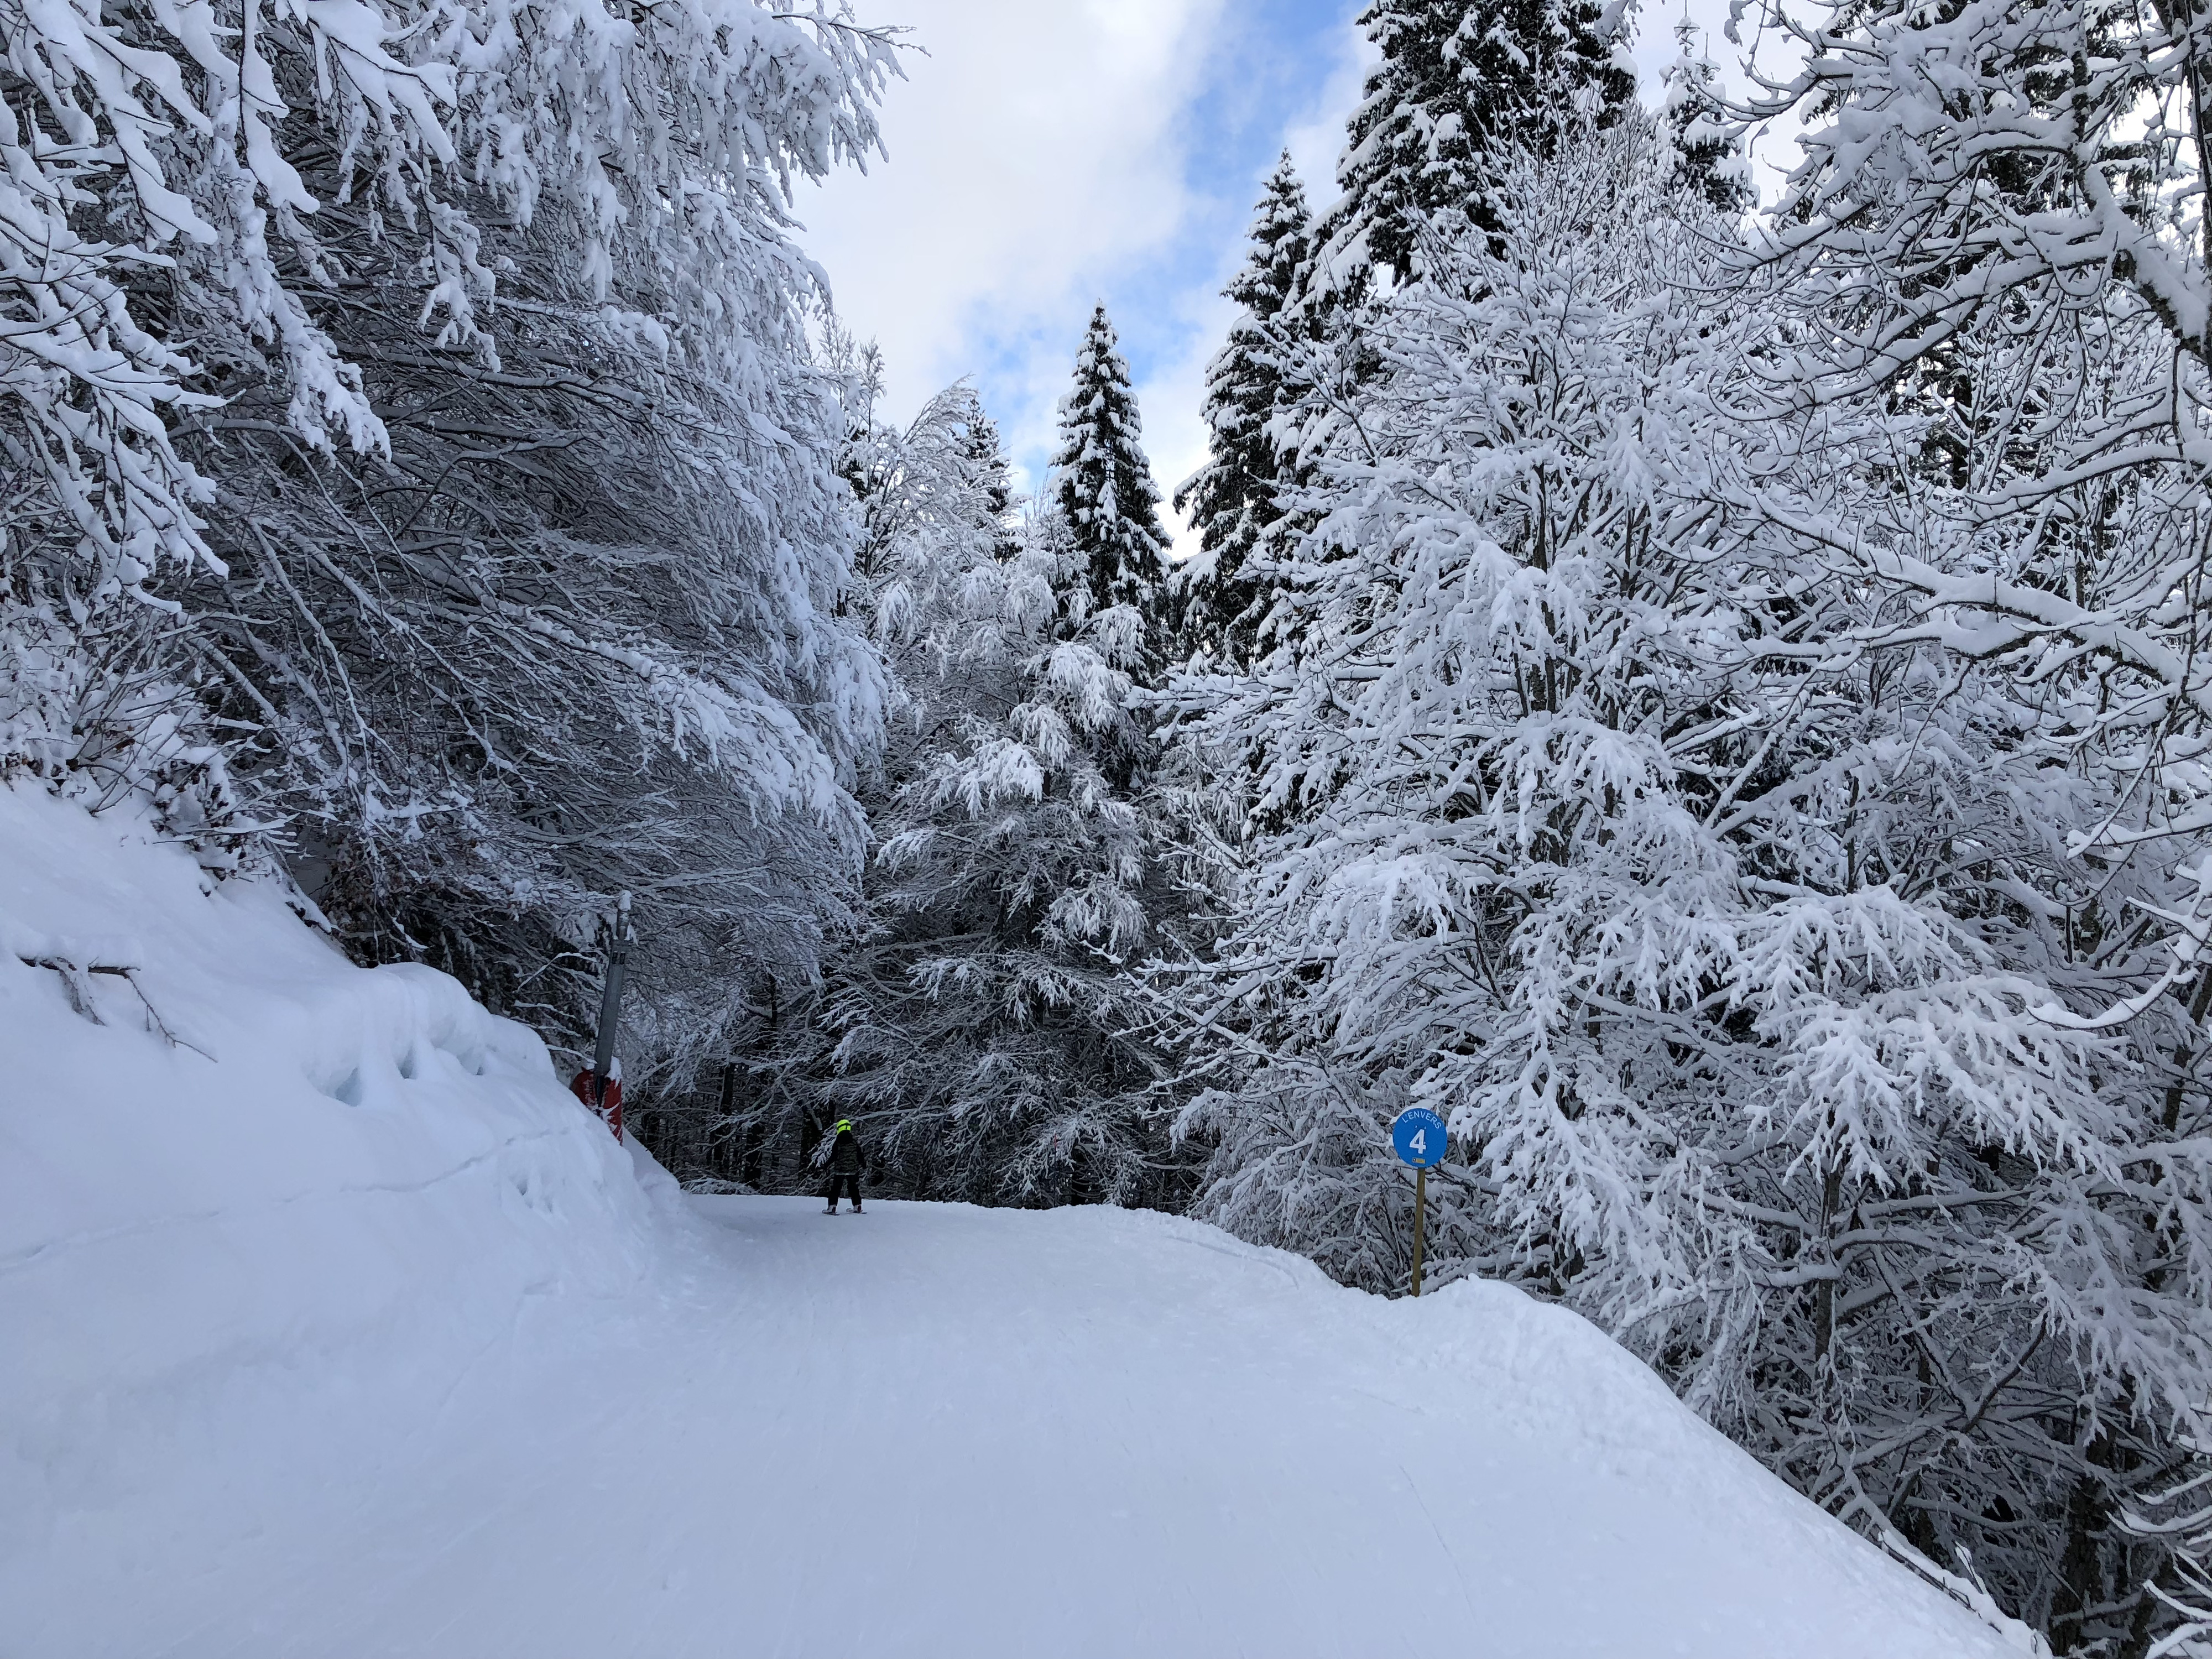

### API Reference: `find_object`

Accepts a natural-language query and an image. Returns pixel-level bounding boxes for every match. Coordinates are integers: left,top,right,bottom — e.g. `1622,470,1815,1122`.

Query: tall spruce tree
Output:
733,380,1193,1209
1052,305,1171,629
1660,15,1752,215
961,403,1020,559
1310,0,1636,291
1173,154,1312,661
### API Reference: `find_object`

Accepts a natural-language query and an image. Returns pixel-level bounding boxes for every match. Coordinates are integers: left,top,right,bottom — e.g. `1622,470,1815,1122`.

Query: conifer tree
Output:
1052,305,1171,629
1311,0,1636,291
737,379,1194,1210
1660,16,1752,215
961,404,1021,561
1173,154,1312,661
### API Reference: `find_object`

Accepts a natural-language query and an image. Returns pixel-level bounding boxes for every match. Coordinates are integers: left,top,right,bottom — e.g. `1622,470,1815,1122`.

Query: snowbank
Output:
0,785,660,1563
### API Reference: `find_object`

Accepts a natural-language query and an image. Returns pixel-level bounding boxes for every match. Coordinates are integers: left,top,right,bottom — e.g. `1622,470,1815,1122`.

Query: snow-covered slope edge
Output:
0,784,664,1551
2,782,2033,1657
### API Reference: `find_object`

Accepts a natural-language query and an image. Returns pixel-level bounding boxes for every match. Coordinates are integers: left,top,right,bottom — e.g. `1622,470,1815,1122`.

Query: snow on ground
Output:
3,785,2025,1657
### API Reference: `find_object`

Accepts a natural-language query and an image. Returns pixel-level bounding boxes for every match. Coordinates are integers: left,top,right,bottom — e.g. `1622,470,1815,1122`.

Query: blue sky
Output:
797,1,1781,553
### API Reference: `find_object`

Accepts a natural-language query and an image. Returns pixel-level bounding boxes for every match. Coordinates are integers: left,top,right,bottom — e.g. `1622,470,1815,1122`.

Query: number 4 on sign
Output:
1389,1108,1449,1297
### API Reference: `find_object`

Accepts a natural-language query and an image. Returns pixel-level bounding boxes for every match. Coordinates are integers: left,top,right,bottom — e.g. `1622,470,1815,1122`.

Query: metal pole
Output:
1412,1165,1426,1298
591,891,632,1107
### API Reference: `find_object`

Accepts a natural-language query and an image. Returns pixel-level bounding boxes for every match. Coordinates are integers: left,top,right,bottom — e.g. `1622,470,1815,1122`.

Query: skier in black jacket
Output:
823,1119,867,1215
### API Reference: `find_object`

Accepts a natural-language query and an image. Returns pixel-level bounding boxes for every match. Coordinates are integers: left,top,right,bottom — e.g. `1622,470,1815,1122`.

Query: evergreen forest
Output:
10,0,2212,1646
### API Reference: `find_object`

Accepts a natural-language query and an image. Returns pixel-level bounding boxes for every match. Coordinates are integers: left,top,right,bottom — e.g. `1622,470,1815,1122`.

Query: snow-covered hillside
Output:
4,786,2028,1657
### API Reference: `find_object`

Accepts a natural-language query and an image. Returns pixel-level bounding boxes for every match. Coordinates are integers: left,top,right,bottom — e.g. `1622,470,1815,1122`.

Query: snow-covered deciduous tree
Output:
1162,118,2212,1648
1713,0,2212,983
2,0,903,1091
4,0,882,598
197,278,886,1091
1710,15,2212,1631
1052,304,1171,646
1174,154,1312,664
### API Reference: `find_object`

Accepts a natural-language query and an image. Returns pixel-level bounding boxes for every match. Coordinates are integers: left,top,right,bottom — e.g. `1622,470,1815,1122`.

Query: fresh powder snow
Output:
3,784,2027,1656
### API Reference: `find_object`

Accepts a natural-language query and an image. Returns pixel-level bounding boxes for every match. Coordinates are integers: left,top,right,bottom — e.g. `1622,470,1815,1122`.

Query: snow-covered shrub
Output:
2128,1440,2212,1658
0,601,254,874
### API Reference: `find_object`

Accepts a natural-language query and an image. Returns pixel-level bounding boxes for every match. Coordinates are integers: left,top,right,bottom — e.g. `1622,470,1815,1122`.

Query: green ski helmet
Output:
833,1119,854,1134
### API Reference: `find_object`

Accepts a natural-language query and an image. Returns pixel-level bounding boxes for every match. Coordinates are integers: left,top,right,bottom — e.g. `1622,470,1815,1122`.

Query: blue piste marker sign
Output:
1391,1106,1448,1168
1390,1107,1448,1297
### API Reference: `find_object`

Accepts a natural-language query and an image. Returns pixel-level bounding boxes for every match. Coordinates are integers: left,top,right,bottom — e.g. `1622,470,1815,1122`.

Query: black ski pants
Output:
825,1171,862,1209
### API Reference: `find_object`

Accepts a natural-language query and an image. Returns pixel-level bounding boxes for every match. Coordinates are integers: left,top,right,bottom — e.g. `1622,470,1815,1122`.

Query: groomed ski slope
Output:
2,785,2024,1658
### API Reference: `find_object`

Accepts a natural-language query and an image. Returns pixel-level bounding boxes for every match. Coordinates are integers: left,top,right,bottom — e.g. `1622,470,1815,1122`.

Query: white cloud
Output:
1144,14,1371,559
793,0,1797,575
796,0,1233,489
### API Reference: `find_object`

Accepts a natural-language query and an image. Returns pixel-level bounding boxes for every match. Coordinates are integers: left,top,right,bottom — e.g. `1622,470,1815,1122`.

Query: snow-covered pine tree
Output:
1161,117,2212,1648
1660,17,1752,215
1173,154,1312,662
1052,305,1172,653
961,404,1021,561
735,376,1193,1207
1308,0,1636,295
1247,0,1641,623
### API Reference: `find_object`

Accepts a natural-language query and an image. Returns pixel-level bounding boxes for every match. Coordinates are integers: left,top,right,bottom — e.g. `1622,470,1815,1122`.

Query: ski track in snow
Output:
0,784,2022,1657
17,1192,2020,1658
